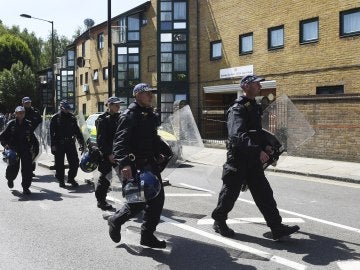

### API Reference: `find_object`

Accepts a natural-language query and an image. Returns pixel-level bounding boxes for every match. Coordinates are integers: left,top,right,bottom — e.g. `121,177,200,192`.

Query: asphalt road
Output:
0,159,359,270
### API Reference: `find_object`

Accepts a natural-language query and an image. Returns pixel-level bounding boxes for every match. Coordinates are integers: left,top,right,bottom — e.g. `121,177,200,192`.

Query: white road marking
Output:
166,193,212,197
179,183,217,194
197,217,305,225
337,260,360,270
237,198,360,233
161,215,307,270
108,195,306,269
173,183,360,233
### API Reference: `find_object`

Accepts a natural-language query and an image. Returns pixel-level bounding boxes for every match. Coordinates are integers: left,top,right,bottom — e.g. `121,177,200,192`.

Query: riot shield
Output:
76,112,91,145
32,107,47,162
261,94,315,163
168,105,204,161
33,124,41,162
158,105,204,178
40,107,49,153
106,166,124,203
158,114,182,177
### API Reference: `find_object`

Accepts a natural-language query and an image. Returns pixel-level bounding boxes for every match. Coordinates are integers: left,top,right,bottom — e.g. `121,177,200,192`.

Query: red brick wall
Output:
292,95,360,162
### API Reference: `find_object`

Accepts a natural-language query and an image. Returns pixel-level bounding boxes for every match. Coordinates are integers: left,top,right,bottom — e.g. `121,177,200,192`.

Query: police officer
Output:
211,75,300,241
107,83,169,249
95,96,123,210
0,106,34,194
22,97,42,176
50,100,85,188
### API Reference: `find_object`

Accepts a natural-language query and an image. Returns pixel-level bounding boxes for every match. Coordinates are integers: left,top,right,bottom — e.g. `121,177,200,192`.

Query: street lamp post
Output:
107,0,113,97
20,14,55,111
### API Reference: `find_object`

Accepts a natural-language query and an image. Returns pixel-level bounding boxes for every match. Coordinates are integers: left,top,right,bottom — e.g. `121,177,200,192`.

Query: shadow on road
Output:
118,228,258,270
232,225,360,267
11,188,64,201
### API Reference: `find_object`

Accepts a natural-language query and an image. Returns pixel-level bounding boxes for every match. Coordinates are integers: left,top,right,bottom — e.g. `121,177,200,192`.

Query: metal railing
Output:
199,106,228,145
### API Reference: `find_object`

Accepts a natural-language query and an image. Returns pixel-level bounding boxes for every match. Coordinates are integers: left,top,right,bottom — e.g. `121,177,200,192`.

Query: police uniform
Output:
0,113,34,193
50,108,84,187
212,96,282,224
108,100,166,248
212,91,299,239
95,110,120,209
24,105,42,172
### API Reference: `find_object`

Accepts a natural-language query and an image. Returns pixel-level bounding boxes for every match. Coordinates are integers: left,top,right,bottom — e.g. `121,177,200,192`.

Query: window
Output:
268,25,284,50
82,104,86,115
116,46,140,89
316,85,344,95
80,74,83,85
300,18,319,44
340,8,360,37
93,69,98,81
85,72,88,84
97,33,104,49
82,41,86,57
103,67,108,80
239,32,253,55
127,14,140,41
67,49,75,67
174,2,186,20
210,40,222,60
98,102,104,112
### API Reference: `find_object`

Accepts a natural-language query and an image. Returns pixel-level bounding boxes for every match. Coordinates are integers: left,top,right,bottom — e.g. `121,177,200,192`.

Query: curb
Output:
266,168,360,184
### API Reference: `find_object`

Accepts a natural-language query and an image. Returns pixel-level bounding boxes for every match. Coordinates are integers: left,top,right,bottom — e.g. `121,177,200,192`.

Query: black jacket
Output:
227,96,266,162
0,118,35,153
113,102,161,169
96,111,120,157
25,107,42,132
49,111,84,147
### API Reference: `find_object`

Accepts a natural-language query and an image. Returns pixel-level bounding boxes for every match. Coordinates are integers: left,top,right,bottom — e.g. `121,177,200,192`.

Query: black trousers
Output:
110,167,165,234
212,161,282,228
95,157,112,203
6,150,33,189
54,142,79,181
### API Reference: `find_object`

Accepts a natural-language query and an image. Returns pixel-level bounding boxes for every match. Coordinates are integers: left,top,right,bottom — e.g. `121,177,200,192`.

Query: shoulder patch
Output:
244,101,251,108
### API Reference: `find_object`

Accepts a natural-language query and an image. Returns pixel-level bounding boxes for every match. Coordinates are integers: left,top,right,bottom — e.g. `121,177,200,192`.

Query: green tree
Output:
0,33,34,71
7,25,43,72
42,30,71,68
0,61,36,112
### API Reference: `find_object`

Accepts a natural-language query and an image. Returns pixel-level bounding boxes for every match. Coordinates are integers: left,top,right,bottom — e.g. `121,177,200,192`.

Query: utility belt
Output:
128,153,155,168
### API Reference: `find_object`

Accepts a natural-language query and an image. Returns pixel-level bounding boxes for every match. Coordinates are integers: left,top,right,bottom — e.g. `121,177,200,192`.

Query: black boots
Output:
108,218,121,243
97,201,114,211
140,231,166,249
7,179,14,188
23,188,31,195
271,224,300,241
58,179,78,187
67,179,79,187
58,179,66,187
213,220,235,237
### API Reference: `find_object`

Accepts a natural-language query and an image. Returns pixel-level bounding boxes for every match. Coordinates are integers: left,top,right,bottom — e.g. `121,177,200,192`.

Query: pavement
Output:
182,146,360,184
2,145,360,184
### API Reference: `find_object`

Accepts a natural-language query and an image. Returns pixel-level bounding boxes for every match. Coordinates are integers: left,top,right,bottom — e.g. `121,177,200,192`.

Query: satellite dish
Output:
84,18,95,29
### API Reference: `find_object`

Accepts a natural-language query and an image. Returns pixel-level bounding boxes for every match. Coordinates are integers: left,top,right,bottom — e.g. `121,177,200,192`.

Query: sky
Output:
1,0,148,40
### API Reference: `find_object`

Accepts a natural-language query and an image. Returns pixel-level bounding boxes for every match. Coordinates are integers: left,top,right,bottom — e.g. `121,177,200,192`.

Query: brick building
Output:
58,0,360,162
